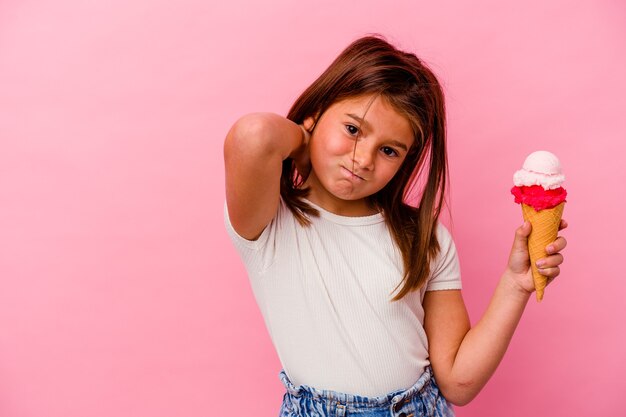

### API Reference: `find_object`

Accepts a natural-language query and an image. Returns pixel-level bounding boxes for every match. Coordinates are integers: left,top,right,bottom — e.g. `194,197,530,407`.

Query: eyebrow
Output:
346,113,370,128
346,113,409,151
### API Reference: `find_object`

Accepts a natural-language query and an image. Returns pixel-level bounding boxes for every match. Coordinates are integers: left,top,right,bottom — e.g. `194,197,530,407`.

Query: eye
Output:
381,146,399,157
345,124,360,136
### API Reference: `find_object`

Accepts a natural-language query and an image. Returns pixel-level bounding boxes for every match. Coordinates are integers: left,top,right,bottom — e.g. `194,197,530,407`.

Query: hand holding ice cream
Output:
511,151,567,301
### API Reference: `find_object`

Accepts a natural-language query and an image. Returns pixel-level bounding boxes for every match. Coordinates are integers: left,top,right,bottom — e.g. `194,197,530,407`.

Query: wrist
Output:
500,271,533,302
299,124,311,145
283,123,307,160
288,123,312,179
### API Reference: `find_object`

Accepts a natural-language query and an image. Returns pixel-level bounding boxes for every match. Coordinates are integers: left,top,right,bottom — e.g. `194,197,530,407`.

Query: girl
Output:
223,35,567,416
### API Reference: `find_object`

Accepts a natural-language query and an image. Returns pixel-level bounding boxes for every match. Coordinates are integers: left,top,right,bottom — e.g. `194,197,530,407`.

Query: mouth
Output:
341,166,365,181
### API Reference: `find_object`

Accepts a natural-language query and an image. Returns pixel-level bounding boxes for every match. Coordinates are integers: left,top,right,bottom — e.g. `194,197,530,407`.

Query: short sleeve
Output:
223,200,280,274
224,201,272,250
425,223,462,291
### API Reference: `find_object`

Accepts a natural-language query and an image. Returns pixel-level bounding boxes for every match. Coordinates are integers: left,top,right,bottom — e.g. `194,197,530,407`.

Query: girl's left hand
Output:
505,219,568,294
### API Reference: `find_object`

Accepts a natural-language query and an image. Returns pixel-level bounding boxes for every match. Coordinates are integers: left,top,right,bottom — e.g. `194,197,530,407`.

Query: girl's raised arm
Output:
224,113,309,240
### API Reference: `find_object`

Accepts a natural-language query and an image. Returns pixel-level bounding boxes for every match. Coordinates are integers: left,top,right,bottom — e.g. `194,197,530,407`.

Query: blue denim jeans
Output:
278,366,455,417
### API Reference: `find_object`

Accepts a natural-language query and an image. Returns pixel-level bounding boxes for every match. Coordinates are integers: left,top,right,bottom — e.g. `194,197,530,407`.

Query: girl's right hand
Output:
291,118,315,180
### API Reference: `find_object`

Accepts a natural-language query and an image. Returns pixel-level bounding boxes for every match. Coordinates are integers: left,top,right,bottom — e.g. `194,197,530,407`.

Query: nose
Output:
351,142,375,171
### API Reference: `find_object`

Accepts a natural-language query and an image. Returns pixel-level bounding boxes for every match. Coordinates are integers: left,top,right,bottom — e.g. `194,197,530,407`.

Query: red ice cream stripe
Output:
511,185,567,211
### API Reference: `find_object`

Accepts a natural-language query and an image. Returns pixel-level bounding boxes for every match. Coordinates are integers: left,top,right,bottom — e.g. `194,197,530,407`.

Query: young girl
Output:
223,35,567,416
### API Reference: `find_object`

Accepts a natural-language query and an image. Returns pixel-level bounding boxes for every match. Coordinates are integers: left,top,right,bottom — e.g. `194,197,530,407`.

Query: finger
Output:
511,221,532,253
558,218,568,231
538,265,560,279
303,116,316,132
299,124,309,134
546,236,567,254
536,253,564,269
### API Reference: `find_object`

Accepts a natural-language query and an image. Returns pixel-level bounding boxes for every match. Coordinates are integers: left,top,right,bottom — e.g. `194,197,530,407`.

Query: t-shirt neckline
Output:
302,198,384,226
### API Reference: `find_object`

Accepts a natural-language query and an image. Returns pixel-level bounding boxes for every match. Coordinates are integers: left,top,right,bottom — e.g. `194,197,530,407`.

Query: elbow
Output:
437,379,481,407
445,393,475,408
224,113,279,159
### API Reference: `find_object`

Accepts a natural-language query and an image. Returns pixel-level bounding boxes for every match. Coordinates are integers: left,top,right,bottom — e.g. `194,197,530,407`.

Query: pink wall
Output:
1,0,624,416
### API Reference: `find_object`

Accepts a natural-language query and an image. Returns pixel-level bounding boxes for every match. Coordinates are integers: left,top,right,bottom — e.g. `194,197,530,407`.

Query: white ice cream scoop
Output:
513,150,565,190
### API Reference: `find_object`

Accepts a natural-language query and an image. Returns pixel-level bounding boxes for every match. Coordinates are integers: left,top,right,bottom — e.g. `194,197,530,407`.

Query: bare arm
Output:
224,113,310,240
424,220,568,406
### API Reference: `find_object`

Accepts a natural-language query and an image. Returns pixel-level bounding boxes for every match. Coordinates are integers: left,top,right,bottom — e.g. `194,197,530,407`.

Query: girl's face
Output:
304,94,414,216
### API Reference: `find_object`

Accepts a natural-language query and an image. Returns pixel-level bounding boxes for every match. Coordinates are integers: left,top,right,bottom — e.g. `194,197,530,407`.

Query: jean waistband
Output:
279,366,434,408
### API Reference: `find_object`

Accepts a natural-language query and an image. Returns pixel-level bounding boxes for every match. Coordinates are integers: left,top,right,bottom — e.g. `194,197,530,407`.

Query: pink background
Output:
1,0,624,416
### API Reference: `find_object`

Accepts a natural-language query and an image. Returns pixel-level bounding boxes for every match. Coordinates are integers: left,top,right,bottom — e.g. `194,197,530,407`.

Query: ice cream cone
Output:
521,202,565,301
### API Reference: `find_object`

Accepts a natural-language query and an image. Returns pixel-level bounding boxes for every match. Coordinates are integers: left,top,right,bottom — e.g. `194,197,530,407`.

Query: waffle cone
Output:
521,202,565,301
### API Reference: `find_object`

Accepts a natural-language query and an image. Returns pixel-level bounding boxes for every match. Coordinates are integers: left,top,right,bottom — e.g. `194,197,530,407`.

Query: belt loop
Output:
336,403,346,417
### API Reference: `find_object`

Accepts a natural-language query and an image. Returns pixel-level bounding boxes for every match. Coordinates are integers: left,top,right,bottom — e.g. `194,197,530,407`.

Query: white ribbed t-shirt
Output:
224,198,462,396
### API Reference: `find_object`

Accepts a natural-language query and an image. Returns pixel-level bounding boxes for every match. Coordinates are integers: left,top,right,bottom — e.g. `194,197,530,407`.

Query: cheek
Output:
311,134,353,159
377,161,405,183
331,136,356,154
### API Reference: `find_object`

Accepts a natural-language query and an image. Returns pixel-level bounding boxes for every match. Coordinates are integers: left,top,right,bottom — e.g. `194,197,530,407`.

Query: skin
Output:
302,95,415,216
224,93,568,406
423,219,567,405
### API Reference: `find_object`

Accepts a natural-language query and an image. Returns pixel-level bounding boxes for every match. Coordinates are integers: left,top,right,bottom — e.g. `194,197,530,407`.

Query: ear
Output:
302,116,317,132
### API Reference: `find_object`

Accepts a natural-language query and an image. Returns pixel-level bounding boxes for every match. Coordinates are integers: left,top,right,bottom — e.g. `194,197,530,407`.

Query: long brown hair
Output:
282,35,448,300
